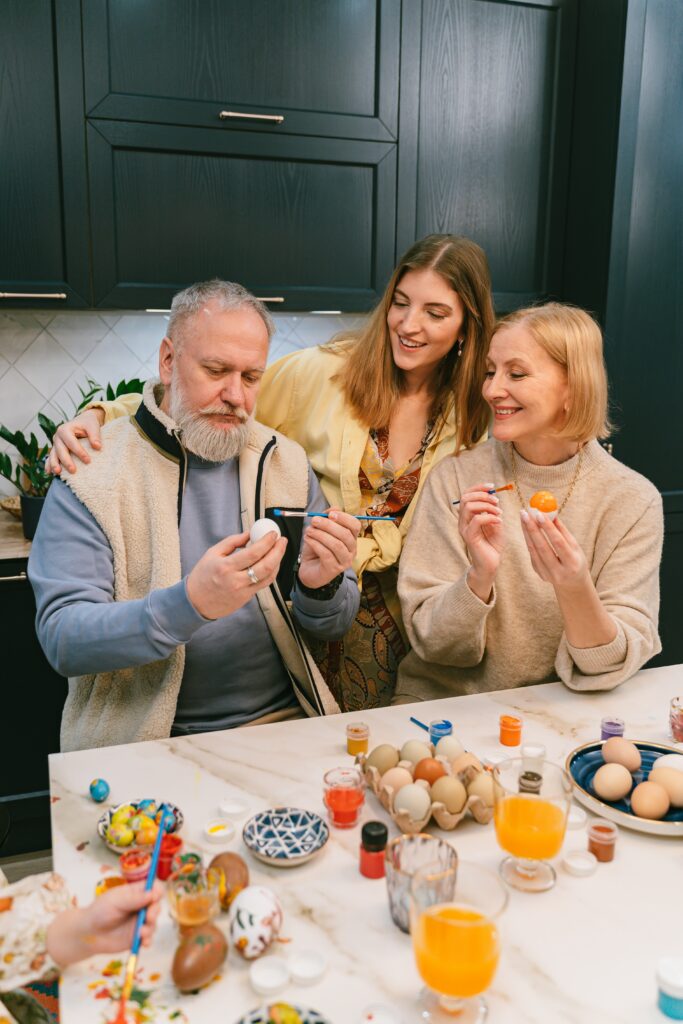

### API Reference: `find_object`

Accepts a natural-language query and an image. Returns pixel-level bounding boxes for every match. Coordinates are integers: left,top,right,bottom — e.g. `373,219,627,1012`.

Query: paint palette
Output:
242,807,329,867
566,740,683,836
237,1007,330,1024
97,799,184,853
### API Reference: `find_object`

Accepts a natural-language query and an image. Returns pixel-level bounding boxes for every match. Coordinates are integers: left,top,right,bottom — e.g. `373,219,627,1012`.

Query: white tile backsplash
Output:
0,308,366,496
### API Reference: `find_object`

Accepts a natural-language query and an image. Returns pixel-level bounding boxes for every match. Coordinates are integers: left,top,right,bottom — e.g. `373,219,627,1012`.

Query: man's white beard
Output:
168,371,251,462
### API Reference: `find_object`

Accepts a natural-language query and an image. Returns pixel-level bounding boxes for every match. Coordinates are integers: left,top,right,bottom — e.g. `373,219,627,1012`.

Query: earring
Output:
457,339,464,357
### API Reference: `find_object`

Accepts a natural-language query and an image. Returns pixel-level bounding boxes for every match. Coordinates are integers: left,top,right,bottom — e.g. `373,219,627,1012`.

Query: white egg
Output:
249,518,281,544
652,754,683,774
399,740,433,765
434,735,465,761
393,783,431,821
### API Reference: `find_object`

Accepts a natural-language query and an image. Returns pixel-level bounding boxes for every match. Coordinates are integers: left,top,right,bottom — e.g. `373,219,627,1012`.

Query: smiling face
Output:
159,300,268,460
386,268,465,384
483,323,571,450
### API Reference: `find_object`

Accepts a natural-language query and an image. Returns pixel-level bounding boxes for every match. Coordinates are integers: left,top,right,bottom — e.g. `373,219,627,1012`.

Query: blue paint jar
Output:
600,716,625,740
429,719,452,744
657,958,683,1019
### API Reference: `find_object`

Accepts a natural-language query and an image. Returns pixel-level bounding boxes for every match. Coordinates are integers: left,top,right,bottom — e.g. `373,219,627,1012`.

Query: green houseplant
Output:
0,377,144,539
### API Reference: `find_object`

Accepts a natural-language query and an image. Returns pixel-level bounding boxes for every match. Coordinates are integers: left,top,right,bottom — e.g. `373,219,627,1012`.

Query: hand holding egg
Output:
520,503,588,588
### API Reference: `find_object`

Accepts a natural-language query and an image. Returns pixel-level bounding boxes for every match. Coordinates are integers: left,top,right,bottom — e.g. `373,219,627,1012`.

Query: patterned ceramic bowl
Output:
242,807,329,867
97,799,184,854
237,1006,329,1024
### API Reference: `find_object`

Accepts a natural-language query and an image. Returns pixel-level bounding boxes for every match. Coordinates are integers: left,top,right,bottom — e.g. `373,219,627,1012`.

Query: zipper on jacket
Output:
173,430,188,525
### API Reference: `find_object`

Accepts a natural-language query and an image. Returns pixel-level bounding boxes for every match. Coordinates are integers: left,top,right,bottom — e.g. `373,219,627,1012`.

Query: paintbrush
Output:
452,483,513,505
273,509,397,522
111,805,170,1024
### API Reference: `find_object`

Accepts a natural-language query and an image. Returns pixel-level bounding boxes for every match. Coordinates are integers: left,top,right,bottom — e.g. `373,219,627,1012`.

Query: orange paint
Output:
529,491,558,513
494,795,566,859
499,714,522,746
324,786,365,827
412,904,499,998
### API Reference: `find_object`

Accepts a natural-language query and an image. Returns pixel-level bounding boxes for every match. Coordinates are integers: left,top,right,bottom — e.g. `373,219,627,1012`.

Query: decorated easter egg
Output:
208,852,250,910
137,798,158,816
111,804,136,825
135,823,159,847
171,924,228,992
529,491,558,517
89,778,110,803
105,822,135,847
249,518,282,544
228,885,283,959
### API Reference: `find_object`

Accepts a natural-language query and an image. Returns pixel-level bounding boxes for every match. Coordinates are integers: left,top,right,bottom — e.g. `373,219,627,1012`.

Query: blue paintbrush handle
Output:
129,804,169,957
410,716,430,732
273,510,397,522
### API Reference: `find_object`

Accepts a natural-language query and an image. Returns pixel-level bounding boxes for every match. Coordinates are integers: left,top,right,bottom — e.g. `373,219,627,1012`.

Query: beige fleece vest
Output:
61,382,339,751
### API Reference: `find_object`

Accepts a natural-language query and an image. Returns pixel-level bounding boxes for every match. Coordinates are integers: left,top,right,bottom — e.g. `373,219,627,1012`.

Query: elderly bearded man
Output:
29,280,361,751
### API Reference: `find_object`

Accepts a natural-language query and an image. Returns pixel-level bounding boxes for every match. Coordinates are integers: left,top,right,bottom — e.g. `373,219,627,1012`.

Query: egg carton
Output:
356,752,494,835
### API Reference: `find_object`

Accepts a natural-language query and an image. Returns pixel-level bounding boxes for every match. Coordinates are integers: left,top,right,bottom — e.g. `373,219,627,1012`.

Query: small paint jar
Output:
359,821,388,879
347,722,370,756
518,770,542,794
520,743,546,774
670,698,683,743
429,719,453,745
657,958,683,1020
170,851,202,879
120,849,152,883
587,819,618,863
499,714,522,746
600,716,625,740
157,833,183,880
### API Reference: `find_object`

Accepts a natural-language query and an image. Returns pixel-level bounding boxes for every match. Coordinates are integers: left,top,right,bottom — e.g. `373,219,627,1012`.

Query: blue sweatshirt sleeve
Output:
28,480,207,676
290,466,360,639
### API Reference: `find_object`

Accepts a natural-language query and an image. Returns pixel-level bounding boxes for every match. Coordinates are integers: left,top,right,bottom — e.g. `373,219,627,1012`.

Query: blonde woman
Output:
396,302,663,701
48,236,495,710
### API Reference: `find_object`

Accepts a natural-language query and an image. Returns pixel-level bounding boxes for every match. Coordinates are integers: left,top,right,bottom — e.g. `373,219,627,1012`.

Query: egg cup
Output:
357,749,494,835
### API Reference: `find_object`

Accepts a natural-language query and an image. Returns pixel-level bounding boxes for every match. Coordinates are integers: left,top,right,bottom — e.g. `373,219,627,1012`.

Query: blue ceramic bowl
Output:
566,740,683,836
237,1007,329,1024
242,807,329,867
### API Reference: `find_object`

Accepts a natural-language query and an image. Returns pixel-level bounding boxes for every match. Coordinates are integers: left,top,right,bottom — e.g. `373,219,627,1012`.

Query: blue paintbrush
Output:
274,509,397,522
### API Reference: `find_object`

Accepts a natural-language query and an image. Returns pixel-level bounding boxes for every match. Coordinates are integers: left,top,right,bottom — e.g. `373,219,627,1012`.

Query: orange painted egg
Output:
529,491,558,513
413,757,447,786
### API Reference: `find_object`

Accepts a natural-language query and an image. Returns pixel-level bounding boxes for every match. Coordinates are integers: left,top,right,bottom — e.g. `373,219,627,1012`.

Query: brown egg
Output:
172,924,228,992
466,770,496,807
451,752,483,776
630,781,670,820
649,767,683,808
366,744,400,775
208,852,249,911
430,775,467,814
413,757,447,786
593,763,633,802
602,737,642,773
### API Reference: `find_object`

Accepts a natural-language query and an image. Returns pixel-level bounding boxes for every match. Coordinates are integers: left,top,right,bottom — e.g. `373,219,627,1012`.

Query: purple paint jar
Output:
600,716,625,740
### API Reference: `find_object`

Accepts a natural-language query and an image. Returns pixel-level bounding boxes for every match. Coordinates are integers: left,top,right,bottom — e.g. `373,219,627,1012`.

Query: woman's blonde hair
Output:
494,302,613,441
331,234,495,450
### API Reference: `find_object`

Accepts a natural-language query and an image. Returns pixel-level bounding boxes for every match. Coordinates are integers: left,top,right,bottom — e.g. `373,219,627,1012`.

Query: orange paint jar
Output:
346,722,370,756
587,819,618,863
499,715,522,747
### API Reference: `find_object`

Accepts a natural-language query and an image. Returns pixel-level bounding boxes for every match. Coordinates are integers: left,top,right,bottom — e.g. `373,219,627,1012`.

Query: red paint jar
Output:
157,833,184,880
359,821,388,878
587,819,618,863
323,766,365,828
120,849,151,883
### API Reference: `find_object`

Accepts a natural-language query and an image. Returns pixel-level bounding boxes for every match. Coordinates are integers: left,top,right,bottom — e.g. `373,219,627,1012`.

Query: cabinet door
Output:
87,121,396,310
0,1,90,308
398,0,577,309
83,0,399,143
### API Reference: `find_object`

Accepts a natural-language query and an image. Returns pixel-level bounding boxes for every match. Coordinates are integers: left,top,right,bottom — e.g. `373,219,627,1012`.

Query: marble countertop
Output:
50,664,683,1024
0,512,30,560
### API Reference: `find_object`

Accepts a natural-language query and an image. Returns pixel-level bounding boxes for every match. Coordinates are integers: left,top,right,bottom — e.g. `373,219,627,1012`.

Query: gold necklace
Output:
509,443,584,515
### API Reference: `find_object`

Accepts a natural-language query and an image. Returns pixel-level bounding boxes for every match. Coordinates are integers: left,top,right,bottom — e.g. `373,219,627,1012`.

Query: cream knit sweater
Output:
396,439,663,701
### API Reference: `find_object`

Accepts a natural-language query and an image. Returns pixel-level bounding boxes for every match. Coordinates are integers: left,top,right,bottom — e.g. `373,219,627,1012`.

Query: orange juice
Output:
412,904,499,998
494,795,566,859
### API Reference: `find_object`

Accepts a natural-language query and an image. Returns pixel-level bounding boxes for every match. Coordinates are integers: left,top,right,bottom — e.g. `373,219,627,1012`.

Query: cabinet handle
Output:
0,572,27,582
0,292,67,299
256,297,285,303
219,110,285,125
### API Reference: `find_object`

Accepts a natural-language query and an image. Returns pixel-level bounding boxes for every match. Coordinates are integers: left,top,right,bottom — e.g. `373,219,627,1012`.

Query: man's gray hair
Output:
167,279,275,347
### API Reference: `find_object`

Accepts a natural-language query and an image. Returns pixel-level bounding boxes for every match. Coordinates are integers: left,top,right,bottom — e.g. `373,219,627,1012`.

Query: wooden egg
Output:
172,924,227,992
208,852,250,910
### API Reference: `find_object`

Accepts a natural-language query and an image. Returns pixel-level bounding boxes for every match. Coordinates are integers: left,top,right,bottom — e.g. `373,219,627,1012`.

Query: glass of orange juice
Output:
493,758,571,893
410,860,507,1023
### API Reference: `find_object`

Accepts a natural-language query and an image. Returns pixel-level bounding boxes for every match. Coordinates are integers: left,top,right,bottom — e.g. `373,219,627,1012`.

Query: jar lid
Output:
249,957,289,996
203,819,235,844
657,958,683,999
289,950,327,986
218,796,250,819
429,719,452,738
361,821,388,851
562,850,598,877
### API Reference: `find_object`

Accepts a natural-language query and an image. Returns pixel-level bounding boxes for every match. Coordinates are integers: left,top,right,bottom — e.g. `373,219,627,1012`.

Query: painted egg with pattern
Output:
228,885,283,959
89,778,110,802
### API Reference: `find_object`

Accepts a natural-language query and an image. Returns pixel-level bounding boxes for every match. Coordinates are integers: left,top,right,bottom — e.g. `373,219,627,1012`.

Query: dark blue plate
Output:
566,740,683,836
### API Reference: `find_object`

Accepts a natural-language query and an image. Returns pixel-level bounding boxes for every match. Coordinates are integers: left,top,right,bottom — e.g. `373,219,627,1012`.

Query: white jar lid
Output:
203,819,235,844
249,957,289,996
289,950,327,986
657,958,683,999
218,796,250,819
562,850,598,877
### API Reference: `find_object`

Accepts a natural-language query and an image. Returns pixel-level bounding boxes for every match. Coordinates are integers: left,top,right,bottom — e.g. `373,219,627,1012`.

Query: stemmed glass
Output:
493,758,571,892
410,860,507,1023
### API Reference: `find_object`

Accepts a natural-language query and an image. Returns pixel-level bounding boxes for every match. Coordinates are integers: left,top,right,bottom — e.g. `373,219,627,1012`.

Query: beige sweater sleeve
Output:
398,459,495,666
555,495,663,690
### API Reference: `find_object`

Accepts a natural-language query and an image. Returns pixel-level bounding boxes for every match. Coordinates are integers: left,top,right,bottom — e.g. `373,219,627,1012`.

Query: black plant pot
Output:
20,494,45,540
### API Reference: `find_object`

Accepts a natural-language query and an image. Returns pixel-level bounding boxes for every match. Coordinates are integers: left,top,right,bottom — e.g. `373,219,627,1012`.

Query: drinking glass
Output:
410,860,507,1023
493,758,571,892
323,766,365,828
167,866,220,934
385,833,457,933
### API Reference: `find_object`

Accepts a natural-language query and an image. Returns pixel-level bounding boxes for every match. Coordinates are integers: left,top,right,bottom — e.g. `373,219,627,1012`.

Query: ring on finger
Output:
246,566,260,586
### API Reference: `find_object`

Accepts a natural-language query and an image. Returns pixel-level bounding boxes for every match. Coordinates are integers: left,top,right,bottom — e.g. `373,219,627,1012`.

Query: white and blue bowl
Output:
237,1007,329,1024
566,740,683,836
242,807,329,867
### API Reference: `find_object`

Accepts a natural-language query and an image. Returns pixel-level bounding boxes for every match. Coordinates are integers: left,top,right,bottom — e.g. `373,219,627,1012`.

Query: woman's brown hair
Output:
331,234,495,450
